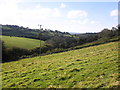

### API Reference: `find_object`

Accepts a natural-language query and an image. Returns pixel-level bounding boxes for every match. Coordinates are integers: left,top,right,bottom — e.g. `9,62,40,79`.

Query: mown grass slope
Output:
2,41,119,88
1,35,44,49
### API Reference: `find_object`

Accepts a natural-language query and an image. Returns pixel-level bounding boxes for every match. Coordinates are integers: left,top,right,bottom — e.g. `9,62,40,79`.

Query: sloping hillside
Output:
2,41,119,88
1,35,44,49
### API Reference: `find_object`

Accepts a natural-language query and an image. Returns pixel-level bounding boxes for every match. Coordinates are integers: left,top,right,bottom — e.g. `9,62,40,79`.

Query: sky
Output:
0,0,119,33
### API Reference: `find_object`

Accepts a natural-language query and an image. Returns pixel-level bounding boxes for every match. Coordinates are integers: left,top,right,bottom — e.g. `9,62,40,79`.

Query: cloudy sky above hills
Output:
0,0,118,33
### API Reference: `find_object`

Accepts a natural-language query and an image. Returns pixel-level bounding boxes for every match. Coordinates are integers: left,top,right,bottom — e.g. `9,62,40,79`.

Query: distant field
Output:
1,35,44,49
2,41,119,88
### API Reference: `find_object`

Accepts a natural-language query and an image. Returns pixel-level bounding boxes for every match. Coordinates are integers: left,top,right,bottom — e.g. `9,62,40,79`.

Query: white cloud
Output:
52,8,62,17
67,10,88,18
21,7,62,19
71,19,88,24
110,9,118,16
79,19,89,24
0,0,62,28
90,21,96,24
60,3,66,8
70,19,96,25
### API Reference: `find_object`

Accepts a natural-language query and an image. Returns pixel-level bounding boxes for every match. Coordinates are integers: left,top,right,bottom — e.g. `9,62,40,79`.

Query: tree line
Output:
2,24,71,41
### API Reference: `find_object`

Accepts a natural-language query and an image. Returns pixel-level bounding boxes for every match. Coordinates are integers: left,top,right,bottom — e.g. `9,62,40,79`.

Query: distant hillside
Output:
1,35,44,50
2,41,119,88
2,24,71,41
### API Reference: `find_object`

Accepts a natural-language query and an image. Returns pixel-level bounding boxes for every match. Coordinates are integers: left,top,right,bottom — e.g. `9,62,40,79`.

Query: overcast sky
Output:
0,0,119,33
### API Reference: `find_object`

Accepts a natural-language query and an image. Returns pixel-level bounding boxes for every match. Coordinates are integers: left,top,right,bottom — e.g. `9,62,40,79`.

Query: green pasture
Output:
1,35,44,49
2,41,119,88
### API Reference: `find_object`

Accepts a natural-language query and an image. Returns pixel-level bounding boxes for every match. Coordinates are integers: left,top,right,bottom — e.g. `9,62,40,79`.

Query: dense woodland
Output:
1,24,120,62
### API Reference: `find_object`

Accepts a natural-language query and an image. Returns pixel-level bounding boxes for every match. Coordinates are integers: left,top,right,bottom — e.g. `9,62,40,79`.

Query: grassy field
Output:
2,41,119,88
1,35,44,49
